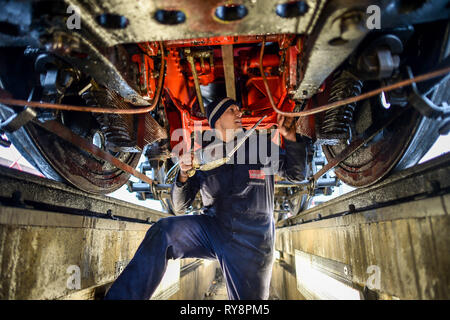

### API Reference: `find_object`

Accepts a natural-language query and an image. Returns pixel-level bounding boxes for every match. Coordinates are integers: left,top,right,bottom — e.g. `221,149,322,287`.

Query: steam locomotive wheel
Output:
0,107,141,194
322,105,440,188
0,48,141,194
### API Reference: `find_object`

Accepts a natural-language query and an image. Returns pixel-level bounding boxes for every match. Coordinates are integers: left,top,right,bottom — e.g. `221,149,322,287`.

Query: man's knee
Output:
150,217,186,259
140,218,170,248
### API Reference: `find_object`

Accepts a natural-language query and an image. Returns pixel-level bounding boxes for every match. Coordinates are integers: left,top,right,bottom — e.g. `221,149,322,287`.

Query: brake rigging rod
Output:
32,119,155,186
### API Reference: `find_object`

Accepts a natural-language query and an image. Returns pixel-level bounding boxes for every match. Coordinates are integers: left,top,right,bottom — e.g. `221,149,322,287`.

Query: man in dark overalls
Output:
105,97,307,300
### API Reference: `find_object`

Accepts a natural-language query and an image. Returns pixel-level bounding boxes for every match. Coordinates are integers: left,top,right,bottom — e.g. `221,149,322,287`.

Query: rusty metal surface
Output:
292,1,369,100
142,113,168,146
85,88,167,151
277,152,450,228
45,31,150,106
65,0,325,45
291,0,450,100
323,108,436,187
86,88,137,152
311,107,406,185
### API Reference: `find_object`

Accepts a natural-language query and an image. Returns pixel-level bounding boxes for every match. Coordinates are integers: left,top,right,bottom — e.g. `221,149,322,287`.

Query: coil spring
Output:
320,71,363,142
82,89,134,151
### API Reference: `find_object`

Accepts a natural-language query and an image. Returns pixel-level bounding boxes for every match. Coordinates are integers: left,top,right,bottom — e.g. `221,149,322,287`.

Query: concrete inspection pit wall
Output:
271,154,450,300
1,154,449,300
0,206,217,300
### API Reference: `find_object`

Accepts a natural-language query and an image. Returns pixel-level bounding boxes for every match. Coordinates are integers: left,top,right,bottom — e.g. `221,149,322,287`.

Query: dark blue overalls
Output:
105,132,307,300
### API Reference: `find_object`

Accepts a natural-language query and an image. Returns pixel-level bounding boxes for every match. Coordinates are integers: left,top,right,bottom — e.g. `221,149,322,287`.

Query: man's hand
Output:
277,114,297,142
178,151,194,183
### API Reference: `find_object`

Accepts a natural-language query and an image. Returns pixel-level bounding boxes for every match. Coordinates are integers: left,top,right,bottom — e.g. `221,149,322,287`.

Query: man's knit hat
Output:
206,97,238,128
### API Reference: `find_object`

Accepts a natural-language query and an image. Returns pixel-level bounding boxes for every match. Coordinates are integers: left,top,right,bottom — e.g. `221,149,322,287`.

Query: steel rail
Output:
277,152,450,228
0,165,169,223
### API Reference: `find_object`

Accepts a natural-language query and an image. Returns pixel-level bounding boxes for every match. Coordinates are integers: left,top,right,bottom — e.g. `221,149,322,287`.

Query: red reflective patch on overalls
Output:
249,169,265,180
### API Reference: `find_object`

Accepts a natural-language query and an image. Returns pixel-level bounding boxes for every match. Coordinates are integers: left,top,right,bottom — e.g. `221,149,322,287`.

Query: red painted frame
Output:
133,35,316,151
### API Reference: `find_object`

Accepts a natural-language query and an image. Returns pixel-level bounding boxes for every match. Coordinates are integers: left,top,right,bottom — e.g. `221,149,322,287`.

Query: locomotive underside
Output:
0,0,449,216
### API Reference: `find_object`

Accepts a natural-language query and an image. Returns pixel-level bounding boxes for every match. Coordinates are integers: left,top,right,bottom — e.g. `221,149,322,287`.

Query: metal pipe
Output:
0,42,166,114
186,50,206,114
258,38,450,117
164,35,282,48
248,54,280,69
1,42,448,118
274,178,337,188
128,182,152,192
